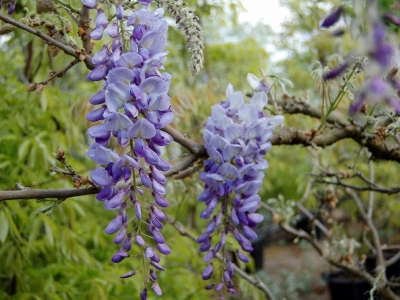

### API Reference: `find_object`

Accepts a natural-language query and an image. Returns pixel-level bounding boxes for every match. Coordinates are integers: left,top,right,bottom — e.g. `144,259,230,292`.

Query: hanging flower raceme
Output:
197,75,283,298
349,12,400,114
319,3,400,115
84,1,173,298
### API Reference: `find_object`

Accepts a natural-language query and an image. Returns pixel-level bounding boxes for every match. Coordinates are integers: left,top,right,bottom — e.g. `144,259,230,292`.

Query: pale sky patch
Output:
240,0,291,62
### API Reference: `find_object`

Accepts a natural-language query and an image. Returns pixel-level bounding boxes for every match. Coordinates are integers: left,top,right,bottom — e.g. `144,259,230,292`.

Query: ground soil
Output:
263,242,331,300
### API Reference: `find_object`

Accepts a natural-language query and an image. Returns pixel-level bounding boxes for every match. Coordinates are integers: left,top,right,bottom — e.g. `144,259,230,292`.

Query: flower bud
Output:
36,84,45,94
145,246,154,258
149,269,157,281
26,82,38,92
65,21,72,33
202,263,213,280
152,282,162,296
320,6,344,28
215,283,224,292
135,234,145,246
140,288,148,300
156,243,171,255
120,271,135,278
152,226,165,244
150,261,165,271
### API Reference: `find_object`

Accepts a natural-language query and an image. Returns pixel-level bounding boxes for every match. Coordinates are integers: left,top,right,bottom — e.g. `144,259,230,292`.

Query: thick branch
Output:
0,13,95,70
0,149,205,201
0,186,99,201
163,125,206,155
276,98,348,127
78,6,92,55
270,126,400,162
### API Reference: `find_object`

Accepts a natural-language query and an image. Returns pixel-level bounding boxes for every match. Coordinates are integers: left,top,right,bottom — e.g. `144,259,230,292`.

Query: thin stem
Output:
318,66,356,131
220,195,229,281
130,139,147,285
346,188,386,278
38,59,80,86
119,20,127,52
321,80,325,124
54,0,80,14
368,159,375,219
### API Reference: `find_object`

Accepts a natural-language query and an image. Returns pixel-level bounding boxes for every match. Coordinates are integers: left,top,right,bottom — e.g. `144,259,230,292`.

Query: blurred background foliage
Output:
1,0,400,299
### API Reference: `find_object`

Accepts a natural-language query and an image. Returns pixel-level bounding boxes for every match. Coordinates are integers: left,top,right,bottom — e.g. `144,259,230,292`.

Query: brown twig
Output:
312,170,400,195
53,149,96,189
346,188,386,275
38,59,80,86
0,13,95,70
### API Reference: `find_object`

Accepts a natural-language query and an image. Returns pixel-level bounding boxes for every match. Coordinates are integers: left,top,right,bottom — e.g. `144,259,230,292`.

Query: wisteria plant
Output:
2,0,400,299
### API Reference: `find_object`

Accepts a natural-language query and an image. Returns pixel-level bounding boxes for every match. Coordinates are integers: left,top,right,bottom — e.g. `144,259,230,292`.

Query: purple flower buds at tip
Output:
120,271,136,278
320,6,344,28
140,288,148,300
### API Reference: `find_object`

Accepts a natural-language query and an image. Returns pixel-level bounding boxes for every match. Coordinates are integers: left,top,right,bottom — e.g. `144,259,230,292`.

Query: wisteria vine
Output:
84,0,173,298
197,75,283,298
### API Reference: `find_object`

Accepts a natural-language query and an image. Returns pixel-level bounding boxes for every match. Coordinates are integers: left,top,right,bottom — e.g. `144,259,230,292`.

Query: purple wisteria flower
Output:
84,1,173,299
320,6,343,28
197,75,283,298
349,7,400,115
7,0,16,14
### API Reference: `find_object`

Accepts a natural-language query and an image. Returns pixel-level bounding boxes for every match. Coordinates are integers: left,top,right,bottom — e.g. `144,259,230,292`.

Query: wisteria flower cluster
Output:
197,75,283,298
349,19,400,114
84,0,173,298
321,3,400,114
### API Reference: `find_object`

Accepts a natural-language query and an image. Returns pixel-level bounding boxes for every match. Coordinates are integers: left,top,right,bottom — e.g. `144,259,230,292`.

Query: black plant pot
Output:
250,226,270,271
250,239,264,271
366,250,400,295
323,271,378,300
366,250,400,279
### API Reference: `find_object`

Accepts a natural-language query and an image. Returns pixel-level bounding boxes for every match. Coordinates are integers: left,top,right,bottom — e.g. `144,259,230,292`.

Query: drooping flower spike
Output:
84,0,173,298
197,74,283,298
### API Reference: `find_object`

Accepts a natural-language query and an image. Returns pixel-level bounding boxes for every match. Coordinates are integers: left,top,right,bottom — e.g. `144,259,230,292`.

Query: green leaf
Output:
18,139,31,162
0,161,11,169
0,210,9,242
3,207,21,240
7,201,30,224
44,219,54,246
40,91,48,111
